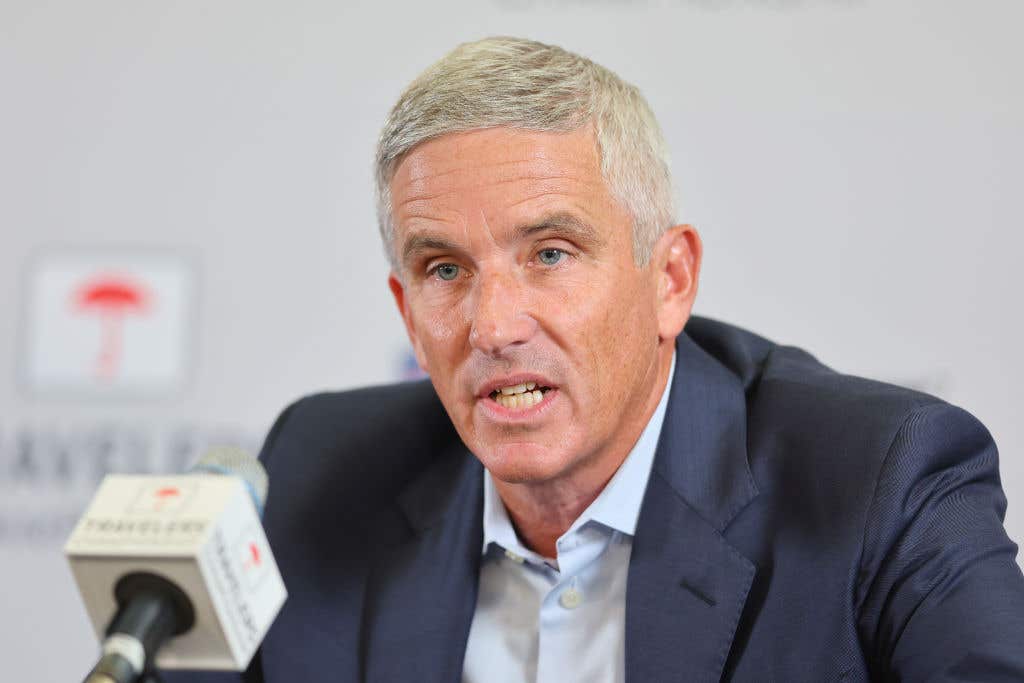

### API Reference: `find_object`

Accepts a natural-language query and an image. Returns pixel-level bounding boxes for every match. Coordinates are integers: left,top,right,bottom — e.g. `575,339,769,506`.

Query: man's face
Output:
388,126,692,485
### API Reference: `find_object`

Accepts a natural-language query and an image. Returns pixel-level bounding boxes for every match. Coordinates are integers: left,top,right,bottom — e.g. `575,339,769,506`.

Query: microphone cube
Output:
65,474,287,671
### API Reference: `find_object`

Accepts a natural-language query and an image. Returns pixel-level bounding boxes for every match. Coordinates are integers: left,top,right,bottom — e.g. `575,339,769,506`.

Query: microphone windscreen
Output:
190,447,269,514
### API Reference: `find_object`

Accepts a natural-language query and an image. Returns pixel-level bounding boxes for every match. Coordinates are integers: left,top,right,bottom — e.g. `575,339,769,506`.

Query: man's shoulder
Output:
683,329,1019,681
687,315,942,423
257,379,459,526
271,379,451,448
686,316,968,485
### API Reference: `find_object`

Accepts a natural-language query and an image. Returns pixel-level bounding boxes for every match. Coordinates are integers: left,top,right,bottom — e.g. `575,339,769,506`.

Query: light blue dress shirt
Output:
463,355,675,683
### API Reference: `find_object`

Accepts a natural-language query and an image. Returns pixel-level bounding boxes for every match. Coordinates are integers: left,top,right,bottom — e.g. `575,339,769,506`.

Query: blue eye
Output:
434,263,460,281
537,248,564,266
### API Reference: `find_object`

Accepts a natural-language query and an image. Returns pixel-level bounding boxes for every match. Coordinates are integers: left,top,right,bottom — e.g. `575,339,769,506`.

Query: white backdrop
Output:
2,1,1022,679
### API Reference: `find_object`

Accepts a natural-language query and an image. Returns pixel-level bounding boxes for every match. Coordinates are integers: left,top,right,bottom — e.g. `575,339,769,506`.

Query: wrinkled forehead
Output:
387,127,627,265
391,126,603,192
383,120,602,187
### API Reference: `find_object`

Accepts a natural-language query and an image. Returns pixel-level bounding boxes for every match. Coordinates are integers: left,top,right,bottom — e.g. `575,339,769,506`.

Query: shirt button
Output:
559,587,582,609
504,549,525,564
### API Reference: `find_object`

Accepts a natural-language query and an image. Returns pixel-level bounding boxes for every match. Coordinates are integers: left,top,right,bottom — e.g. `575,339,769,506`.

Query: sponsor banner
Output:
22,250,195,396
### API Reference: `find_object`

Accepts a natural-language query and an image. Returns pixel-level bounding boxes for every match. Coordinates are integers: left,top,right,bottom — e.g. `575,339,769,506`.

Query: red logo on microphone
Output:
129,482,196,514
152,486,181,510
244,542,262,569
236,526,271,589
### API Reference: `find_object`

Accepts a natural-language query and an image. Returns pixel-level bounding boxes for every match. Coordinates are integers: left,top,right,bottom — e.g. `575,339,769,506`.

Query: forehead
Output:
388,127,622,237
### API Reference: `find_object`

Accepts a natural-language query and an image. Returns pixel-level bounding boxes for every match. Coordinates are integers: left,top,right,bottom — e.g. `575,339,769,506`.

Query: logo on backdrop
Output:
22,250,194,395
72,274,152,380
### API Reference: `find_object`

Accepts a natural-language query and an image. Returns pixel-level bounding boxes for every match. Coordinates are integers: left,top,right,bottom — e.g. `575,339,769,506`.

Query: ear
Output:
388,272,430,373
651,224,702,341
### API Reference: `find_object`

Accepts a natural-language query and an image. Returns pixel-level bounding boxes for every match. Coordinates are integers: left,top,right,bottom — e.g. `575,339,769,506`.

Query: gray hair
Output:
375,36,675,270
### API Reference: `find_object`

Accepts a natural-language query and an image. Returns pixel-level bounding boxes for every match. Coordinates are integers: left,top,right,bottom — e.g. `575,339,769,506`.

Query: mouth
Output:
478,375,557,413
487,381,554,410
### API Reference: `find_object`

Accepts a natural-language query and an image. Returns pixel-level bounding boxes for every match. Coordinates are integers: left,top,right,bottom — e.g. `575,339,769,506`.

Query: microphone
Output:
66,448,287,683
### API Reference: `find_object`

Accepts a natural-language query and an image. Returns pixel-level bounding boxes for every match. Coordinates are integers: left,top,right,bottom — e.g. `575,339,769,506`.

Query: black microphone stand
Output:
82,573,194,683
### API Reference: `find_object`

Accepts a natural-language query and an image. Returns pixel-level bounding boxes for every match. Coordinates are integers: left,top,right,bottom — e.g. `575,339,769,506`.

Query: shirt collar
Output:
481,351,676,554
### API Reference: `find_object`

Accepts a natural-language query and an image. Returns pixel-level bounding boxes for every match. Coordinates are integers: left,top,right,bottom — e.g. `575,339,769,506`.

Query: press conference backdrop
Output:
2,0,1021,679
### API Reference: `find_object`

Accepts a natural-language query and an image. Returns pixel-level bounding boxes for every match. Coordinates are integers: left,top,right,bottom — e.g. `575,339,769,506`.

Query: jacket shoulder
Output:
268,380,452,457
259,380,457,530
687,315,943,433
688,329,1021,679
688,316,962,521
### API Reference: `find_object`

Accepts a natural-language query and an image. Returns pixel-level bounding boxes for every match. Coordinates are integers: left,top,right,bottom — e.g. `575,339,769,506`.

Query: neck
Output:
493,342,675,558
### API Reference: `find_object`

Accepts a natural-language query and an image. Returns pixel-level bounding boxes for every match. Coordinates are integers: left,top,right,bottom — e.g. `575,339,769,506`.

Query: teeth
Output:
500,383,527,396
495,388,545,410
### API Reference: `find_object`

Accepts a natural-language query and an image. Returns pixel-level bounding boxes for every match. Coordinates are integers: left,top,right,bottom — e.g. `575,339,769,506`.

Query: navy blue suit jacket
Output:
164,317,1024,681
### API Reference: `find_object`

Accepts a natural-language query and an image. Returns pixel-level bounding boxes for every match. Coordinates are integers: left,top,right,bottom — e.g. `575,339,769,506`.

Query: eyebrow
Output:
399,211,604,268
401,234,465,268
514,212,603,248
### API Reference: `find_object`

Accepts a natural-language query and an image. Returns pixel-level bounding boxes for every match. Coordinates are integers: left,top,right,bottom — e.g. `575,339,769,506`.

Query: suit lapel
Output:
626,333,759,683
360,332,758,682
361,444,483,683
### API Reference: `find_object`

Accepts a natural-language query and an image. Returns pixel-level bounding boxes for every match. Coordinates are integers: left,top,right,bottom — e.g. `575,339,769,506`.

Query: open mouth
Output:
488,382,553,410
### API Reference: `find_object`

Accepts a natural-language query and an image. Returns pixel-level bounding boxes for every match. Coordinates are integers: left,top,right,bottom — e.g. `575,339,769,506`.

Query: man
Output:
167,37,1024,682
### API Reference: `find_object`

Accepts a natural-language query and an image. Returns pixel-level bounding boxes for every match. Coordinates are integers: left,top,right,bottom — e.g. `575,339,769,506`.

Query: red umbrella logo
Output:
152,486,181,511
71,275,152,380
243,541,262,571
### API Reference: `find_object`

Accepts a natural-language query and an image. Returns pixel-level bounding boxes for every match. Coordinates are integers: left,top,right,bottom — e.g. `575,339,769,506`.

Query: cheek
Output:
555,272,657,391
420,311,460,347
412,298,471,367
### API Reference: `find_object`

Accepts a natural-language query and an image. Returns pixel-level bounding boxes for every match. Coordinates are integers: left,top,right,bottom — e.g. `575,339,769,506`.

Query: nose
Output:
468,270,537,357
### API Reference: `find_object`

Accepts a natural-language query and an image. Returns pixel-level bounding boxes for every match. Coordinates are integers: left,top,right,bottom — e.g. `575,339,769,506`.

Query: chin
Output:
474,442,574,485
